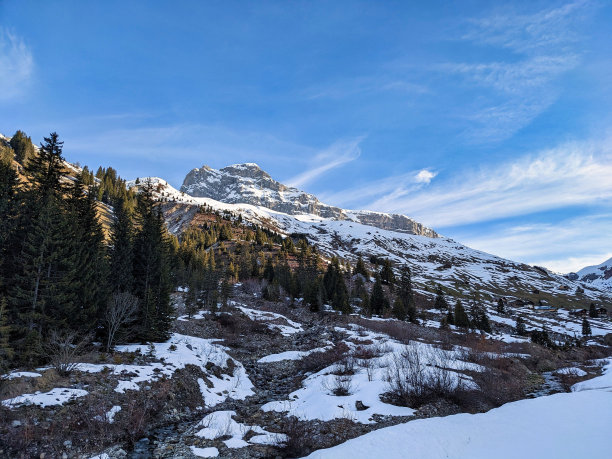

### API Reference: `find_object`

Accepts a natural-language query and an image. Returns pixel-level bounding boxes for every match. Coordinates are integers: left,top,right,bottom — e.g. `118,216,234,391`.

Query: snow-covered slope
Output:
129,178,611,307
304,359,612,459
180,163,438,237
570,257,612,292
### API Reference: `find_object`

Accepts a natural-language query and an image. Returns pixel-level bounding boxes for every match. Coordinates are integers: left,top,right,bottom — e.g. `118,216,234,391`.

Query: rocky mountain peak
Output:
180,163,439,238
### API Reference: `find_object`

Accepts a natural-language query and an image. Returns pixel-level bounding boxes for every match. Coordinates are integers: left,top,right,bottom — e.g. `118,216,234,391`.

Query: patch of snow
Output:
194,410,286,448
189,446,219,457
2,371,42,380
2,388,88,408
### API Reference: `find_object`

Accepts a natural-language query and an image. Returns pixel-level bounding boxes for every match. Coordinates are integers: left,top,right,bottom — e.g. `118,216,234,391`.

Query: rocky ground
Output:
1,287,611,459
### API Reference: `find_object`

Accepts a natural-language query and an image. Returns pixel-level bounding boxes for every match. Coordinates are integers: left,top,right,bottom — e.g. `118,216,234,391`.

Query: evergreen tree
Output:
0,297,14,371
496,298,505,314
132,181,174,342
515,316,526,336
433,285,448,310
582,317,592,337
442,310,452,326
589,303,597,318
354,256,369,278
0,158,19,294
397,266,416,322
220,278,232,307
66,176,108,329
370,274,388,315
9,134,78,363
453,300,470,328
9,130,35,164
380,258,395,286
108,197,134,293
392,296,406,320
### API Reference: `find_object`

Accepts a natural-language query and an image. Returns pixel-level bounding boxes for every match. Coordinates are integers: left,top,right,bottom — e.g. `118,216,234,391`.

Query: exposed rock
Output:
180,163,438,237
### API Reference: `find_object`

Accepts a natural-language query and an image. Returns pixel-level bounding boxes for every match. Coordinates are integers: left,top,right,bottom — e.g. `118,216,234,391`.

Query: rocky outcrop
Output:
180,163,438,238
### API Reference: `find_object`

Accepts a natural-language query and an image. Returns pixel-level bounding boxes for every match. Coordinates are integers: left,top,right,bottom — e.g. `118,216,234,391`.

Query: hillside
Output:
569,257,612,292
134,176,612,310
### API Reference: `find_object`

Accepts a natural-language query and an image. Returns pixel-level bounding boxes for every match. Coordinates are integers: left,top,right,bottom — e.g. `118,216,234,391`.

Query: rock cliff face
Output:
180,163,438,238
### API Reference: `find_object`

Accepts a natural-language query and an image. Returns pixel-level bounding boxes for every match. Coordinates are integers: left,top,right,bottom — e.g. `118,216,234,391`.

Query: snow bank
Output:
304,389,612,458
572,359,612,392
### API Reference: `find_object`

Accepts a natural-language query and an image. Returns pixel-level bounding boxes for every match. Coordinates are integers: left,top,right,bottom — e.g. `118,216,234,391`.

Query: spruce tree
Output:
354,256,369,278
0,297,14,371
433,285,448,310
515,316,526,336
66,176,108,330
370,274,388,315
496,298,505,314
392,297,406,320
380,259,395,286
109,196,134,293
132,182,174,342
397,266,416,322
453,300,470,328
582,317,592,337
9,130,35,164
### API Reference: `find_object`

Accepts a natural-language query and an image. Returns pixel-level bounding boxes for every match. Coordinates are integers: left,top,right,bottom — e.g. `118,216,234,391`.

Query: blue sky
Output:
1,0,611,272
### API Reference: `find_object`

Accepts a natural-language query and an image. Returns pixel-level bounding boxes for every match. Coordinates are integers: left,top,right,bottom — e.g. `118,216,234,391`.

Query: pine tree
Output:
433,285,448,310
65,176,108,330
0,297,14,371
380,259,395,286
132,181,174,342
354,256,369,278
370,274,388,315
589,303,597,318
453,300,470,328
108,196,134,293
9,130,35,164
582,317,592,337
496,298,505,314
397,266,416,322
0,158,19,294
446,310,455,326
515,316,526,336
392,297,406,320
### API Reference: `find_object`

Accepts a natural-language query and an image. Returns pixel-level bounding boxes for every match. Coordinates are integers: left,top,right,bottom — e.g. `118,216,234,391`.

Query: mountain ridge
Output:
180,163,439,238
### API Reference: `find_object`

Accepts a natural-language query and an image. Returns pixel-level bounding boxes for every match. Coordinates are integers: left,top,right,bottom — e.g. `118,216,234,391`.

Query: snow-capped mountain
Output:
180,163,438,238
569,257,612,292
130,177,611,308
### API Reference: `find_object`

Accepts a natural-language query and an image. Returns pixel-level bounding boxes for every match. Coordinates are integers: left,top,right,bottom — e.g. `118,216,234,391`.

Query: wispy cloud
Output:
302,75,428,100
318,168,436,209
460,214,612,273
286,137,364,188
350,136,612,228
445,1,594,142
0,28,33,101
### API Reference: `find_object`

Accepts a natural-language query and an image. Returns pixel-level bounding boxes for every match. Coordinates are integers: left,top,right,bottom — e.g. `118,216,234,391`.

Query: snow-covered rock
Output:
179,163,438,237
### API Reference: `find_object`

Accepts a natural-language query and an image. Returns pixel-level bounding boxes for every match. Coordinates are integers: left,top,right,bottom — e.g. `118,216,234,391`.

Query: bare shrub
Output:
358,357,376,381
44,330,90,377
298,342,349,374
385,346,462,407
105,291,138,352
323,374,353,396
331,356,356,376
280,416,316,457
